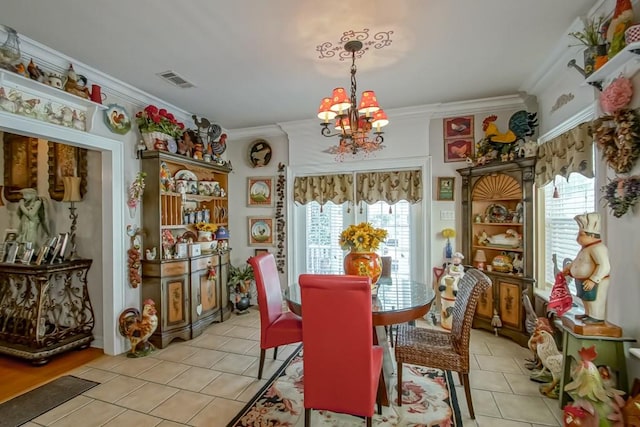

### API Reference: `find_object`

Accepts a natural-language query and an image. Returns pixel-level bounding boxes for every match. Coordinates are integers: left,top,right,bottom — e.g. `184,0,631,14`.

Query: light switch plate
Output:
440,210,455,221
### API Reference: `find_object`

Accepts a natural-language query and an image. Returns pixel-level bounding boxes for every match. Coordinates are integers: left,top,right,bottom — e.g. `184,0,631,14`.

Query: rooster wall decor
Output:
118,299,158,357
475,110,539,161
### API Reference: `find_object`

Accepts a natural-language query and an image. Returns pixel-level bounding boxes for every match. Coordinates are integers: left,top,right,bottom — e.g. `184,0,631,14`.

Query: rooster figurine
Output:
211,133,227,157
118,299,158,357
477,110,538,158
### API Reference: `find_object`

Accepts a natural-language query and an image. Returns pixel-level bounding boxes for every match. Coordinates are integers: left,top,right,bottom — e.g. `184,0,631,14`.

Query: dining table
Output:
285,276,435,407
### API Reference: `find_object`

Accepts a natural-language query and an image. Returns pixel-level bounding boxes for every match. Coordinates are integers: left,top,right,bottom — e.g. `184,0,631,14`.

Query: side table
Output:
559,323,636,408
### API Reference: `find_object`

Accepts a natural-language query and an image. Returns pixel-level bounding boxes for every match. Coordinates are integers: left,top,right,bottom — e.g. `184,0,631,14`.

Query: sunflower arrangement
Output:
340,222,388,252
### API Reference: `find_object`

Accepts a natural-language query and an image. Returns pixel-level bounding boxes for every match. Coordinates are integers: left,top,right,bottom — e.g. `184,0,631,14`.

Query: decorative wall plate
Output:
104,104,131,135
485,203,508,222
174,169,197,181
248,139,272,168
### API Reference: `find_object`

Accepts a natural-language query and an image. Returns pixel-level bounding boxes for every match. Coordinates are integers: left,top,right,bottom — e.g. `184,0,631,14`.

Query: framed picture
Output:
437,177,455,201
248,217,274,246
444,138,473,163
34,246,49,265
57,233,69,261
247,176,274,207
2,229,18,243
3,133,38,203
254,249,269,256
5,242,18,264
443,115,474,139
47,142,88,202
21,248,34,264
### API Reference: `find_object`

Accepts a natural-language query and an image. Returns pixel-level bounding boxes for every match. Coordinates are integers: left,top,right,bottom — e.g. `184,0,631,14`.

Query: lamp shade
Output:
473,249,487,269
372,109,389,130
329,87,351,113
334,117,351,133
215,226,230,240
62,176,82,202
317,97,337,121
357,90,380,115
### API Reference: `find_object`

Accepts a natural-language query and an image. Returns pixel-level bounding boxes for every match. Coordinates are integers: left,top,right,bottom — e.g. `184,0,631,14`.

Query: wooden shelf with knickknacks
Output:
458,156,536,347
139,150,233,348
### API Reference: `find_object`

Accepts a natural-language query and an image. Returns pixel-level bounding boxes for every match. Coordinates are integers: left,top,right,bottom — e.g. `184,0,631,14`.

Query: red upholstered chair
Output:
249,253,302,380
299,274,382,427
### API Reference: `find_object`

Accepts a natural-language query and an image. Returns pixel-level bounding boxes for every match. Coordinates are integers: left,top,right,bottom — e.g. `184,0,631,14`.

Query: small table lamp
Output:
473,249,487,270
62,176,82,259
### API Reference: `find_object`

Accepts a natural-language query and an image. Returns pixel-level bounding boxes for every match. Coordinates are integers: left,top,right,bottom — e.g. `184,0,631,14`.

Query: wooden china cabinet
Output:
140,151,232,348
458,157,536,347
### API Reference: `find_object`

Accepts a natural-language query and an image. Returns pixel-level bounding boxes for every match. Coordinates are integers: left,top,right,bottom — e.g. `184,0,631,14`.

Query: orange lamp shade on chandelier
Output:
317,40,389,158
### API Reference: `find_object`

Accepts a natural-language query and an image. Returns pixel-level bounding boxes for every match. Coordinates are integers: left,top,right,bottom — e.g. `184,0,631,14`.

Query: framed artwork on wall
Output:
47,142,88,202
254,249,269,256
247,176,274,207
444,138,473,163
248,217,274,246
3,133,38,203
437,177,455,201
443,115,474,139
2,229,18,243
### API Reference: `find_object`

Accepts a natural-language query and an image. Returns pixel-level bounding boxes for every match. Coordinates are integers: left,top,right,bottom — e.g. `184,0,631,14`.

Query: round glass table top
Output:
285,276,435,325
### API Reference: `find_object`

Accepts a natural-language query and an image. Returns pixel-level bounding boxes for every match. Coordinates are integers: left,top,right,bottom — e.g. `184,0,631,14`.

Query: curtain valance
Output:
534,121,594,187
293,174,353,205
356,169,423,204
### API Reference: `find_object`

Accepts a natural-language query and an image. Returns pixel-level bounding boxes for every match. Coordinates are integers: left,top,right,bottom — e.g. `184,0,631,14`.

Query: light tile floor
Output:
20,308,564,427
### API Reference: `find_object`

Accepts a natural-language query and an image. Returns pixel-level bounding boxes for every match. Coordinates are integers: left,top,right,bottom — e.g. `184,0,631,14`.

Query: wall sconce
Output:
62,176,82,259
473,249,487,270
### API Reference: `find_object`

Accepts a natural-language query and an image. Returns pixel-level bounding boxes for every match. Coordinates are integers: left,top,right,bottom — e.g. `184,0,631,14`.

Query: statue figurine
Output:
563,213,610,324
438,252,465,330
17,188,50,248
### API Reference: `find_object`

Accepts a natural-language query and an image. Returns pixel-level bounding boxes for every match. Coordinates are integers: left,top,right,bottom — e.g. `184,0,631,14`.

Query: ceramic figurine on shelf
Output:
562,213,610,324
27,58,45,82
178,129,196,157
64,64,90,99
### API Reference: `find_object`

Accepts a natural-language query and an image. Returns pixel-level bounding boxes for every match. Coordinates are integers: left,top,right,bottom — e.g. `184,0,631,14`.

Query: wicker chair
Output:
394,268,491,419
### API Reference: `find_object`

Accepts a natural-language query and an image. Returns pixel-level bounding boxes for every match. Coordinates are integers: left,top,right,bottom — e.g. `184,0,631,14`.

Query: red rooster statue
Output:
118,299,158,357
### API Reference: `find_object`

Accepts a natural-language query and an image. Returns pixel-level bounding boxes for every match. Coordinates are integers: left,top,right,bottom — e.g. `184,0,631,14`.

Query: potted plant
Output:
569,16,608,76
228,263,254,312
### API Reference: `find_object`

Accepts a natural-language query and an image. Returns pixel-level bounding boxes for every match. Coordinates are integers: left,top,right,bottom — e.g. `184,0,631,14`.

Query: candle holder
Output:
62,177,82,260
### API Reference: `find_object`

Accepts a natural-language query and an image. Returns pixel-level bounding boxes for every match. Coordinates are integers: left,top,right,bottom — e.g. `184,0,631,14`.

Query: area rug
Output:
0,375,98,427
228,346,461,426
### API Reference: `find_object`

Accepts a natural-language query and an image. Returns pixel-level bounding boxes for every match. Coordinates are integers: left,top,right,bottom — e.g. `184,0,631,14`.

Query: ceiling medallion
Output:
317,39,389,161
316,28,393,61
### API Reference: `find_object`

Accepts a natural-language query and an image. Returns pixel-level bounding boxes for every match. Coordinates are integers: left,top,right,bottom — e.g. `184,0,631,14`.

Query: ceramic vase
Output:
445,238,453,259
343,250,382,287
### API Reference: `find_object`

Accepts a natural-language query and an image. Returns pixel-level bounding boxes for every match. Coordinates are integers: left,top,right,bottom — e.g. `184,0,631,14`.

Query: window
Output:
300,200,413,282
542,173,595,292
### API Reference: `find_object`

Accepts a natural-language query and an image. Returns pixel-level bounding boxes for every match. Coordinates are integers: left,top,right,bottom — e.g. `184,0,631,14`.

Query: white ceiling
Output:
2,0,594,129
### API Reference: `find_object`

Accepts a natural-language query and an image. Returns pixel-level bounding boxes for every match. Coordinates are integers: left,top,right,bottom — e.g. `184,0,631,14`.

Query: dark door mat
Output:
0,375,98,427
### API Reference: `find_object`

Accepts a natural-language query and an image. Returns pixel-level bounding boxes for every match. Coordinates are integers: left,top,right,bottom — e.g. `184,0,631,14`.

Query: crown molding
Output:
228,124,287,140
538,104,594,143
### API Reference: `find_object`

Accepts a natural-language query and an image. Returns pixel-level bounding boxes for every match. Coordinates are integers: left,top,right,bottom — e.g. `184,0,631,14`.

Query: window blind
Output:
543,173,595,292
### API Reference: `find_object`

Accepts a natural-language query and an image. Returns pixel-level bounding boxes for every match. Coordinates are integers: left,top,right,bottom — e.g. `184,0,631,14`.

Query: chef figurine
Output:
563,213,610,324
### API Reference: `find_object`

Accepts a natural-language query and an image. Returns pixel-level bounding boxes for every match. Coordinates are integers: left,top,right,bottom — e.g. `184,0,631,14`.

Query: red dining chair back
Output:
249,254,302,379
299,274,382,427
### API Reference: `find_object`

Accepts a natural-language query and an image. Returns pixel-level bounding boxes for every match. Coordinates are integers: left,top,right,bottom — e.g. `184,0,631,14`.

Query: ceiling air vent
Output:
156,70,195,89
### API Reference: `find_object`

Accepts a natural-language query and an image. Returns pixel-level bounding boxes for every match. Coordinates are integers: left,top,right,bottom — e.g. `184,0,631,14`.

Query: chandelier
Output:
317,40,389,157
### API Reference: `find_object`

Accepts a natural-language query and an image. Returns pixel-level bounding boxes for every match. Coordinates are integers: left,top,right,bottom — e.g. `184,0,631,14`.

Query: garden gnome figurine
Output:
563,213,610,324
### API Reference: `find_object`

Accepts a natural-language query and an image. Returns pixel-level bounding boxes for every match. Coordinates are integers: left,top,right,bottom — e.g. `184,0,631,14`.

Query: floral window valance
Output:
534,121,594,188
356,170,423,205
293,174,353,206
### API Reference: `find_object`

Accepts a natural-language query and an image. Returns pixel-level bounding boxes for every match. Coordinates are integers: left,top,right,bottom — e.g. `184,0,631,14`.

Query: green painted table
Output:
559,324,636,408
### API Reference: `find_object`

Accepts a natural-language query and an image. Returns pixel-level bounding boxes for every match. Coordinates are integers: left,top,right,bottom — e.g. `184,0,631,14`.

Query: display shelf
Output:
0,70,107,111
473,222,522,226
583,41,640,89
473,245,523,252
162,191,226,202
